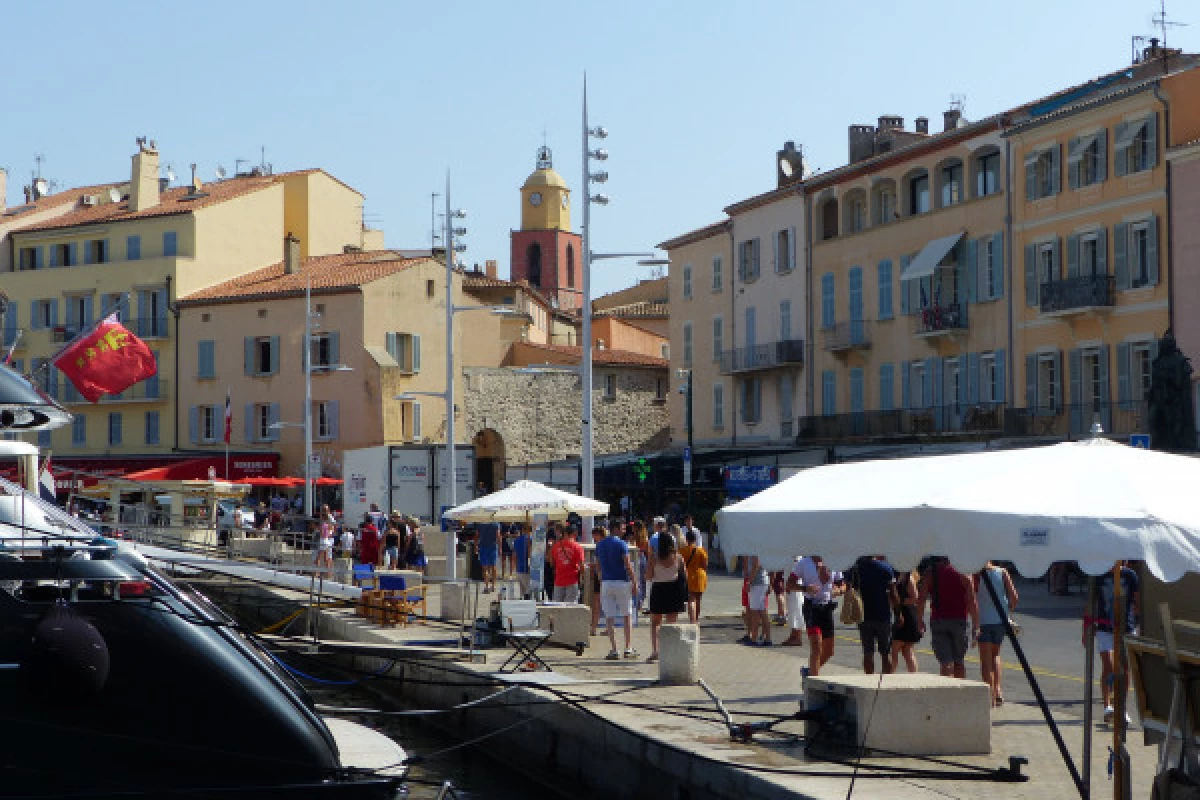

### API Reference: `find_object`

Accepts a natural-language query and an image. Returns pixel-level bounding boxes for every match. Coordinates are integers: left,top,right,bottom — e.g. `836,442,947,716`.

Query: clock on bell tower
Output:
510,146,584,310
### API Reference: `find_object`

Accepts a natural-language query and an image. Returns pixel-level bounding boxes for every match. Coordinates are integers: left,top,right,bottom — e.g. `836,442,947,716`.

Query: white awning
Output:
900,232,965,281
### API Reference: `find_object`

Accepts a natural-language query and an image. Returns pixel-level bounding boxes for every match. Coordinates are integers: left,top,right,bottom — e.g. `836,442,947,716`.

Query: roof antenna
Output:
1153,0,1186,51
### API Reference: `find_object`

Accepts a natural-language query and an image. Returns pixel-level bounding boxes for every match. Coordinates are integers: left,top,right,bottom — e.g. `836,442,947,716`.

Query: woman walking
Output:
382,519,402,569
632,520,651,613
679,529,708,623
974,560,1019,706
890,569,922,673
646,525,686,662
314,513,335,574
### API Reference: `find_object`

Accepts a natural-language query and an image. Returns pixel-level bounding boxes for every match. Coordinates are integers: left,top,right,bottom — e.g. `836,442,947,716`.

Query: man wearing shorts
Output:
917,556,979,679
513,525,532,598
550,525,585,603
1085,560,1139,723
854,555,897,675
794,556,841,675
595,523,638,659
477,522,500,593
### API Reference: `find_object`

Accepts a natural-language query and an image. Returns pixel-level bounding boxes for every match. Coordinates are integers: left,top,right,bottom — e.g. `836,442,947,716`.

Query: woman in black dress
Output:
889,570,922,673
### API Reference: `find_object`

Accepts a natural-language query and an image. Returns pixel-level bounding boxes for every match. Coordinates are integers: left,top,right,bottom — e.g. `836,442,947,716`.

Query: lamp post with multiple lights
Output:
442,172,468,578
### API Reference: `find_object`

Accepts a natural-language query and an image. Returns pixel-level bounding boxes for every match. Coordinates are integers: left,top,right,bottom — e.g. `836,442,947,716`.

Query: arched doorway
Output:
472,428,506,494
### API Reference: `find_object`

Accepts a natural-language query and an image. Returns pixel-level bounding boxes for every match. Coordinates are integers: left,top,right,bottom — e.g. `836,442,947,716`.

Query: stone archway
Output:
472,428,506,493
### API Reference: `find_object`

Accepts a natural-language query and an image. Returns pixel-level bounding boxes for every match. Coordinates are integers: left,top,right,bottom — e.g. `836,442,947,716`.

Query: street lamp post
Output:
443,172,468,580
581,76,610,532
678,368,694,513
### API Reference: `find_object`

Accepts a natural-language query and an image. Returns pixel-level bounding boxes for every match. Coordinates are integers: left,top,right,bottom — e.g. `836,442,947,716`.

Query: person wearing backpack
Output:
854,555,898,675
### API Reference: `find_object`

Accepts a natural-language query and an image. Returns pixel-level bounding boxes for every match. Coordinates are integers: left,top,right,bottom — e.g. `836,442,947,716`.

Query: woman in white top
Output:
645,525,685,662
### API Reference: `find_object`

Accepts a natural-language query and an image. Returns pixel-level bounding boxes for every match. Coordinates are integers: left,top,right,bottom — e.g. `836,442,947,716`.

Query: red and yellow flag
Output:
52,314,158,403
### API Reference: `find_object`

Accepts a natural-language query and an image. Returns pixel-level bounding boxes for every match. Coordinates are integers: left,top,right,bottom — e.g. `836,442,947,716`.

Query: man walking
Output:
477,521,500,593
595,523,638,659
550,524,585,603
917,556,979,679
855,555,898,675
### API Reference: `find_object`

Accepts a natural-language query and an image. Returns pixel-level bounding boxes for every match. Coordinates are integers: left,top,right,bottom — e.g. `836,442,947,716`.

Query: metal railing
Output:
1040,275,1115,314
57,382,166,404
718,338,804,374
914,303,967,336
129,317,170,338
821,320,871,352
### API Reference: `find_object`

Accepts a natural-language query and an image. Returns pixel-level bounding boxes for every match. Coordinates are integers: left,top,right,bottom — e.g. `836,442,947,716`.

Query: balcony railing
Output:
57,382,166,404
1040,275,1115,314
914,303,967,337
821,321,871,352
718,338,804,374
794,401,1147,442
129,317,170,338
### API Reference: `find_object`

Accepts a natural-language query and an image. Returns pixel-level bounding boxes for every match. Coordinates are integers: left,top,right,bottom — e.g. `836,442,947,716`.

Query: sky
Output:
1,0,1192,297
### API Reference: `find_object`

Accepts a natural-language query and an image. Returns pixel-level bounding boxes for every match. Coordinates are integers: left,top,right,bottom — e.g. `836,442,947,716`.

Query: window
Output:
1038,242,1057,287
939,162,963,207
527,243,542,286
1131,222,1152,288
408,401,423,440
197,340,216,379
1025,147,1060,200
108,412,123,446
682,322,693,367
737,239,760,282
1037,353,1059,410
316,401,338,439
1116,115,1157,176
682,264,693,299
711,255,723,292
850,368,864,414
137,288,168,337
127,235,141,261
71,415,86,447
254,337,276,375
385,332,422,372
909,172,930,215
101,292,126,317
201,405,217,442
821,370,836,416
1131,344,1153,404
775,228,796,272
879,363,894,411
33,299,57,330
310,332,340,369
163,231,178,257
660,343,670,359
976,151,1001,197
820,273,835,329
18,246,42,271
425,279,435,298
566,245,575,288
145,411,160,445
65,295,92,333
85,239,109,264
848,196,867,233
877,260,893,319
741,378,762,424
910,362,927,408
980,354,997,403
38,430,51,449
654,377,666,402
604,374,617,399
1079,233,1100,276
779,301,792,341
820,199,838,240
712,317,723,362
255,404,272,441
877,186,896,224
1069,133,1107,189
712,383,724,428
51,243,76,267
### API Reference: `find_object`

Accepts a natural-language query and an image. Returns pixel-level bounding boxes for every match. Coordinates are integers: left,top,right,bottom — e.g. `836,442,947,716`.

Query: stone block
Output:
805,673,991,756
538,603,591,650
658,624,699,685
424,554,467,579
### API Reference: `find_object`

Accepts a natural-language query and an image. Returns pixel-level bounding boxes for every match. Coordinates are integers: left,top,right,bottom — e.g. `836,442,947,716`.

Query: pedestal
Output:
659,624,699,685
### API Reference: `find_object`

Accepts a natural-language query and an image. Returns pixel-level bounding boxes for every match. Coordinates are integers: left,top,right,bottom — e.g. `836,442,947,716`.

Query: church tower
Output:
510,146,584,310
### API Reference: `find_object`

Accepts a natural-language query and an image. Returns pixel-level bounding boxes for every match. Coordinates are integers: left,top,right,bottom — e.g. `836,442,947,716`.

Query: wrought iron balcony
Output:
914,303,967,337
1040,275,1115,315
718,338,804,374
821,320,872,353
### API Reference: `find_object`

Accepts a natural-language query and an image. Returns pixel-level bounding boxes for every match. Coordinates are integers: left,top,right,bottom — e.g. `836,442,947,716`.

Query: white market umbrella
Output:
716,437,1200,581
443,480,608,523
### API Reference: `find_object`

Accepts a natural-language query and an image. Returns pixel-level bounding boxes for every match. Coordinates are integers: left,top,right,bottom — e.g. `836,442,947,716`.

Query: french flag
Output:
39,457,58,505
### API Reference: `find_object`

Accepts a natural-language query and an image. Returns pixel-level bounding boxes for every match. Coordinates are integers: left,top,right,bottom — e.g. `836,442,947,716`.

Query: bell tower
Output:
510,146,584,310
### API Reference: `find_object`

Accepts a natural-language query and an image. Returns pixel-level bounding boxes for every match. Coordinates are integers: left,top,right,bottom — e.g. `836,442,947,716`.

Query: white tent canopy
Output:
444,480,608,523
716,438,1200,582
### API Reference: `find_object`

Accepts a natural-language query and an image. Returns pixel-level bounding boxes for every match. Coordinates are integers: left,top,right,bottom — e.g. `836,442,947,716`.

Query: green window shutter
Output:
1147,113,1158,169
966,238,978,304
412,335,422,372
1068,348,1082,433
244,404,255,442
1114,123,1128,176
1147,216,1160,286
1096,130,1108,183
269,336,280,374
1024,244,1037,307
1066,234,1079,279
188,406,199,444
1117,342,1131,409
1025,354,1037,409
244,337,254,376
1024,155,1037,201
1096,227,1108,276
1114,223,1129,289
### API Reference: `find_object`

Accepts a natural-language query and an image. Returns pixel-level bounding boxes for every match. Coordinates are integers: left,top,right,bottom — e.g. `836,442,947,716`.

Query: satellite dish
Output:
215,165,227,180
108,188,121,203
33,178,48,196
165,166,176,183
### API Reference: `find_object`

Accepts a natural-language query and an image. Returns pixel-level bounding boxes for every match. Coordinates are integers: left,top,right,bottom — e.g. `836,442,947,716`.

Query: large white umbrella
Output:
716,437,1200,581
443,480,608,523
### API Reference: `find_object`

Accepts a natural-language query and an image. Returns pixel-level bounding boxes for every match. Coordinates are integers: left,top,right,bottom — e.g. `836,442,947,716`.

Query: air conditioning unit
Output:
81,195,98,206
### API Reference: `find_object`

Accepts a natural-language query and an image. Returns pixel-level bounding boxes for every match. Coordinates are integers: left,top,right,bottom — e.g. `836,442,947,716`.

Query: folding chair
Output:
495,598,553,673
353,564,379,618
377,575,430,627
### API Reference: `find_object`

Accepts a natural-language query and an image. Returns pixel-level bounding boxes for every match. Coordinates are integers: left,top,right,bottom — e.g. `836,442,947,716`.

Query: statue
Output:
1147,330,1197,452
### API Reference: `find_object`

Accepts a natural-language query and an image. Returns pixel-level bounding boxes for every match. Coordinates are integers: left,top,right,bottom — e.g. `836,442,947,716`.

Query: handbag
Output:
675,556,690,599
840,568,864,626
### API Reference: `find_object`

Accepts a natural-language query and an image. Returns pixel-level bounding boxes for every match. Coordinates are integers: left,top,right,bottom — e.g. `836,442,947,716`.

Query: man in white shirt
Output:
789,556,843,676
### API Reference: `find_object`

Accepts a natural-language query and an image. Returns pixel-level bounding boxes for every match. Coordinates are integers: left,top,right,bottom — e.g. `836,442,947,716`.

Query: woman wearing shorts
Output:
974,561,1019,706
744,555,771,646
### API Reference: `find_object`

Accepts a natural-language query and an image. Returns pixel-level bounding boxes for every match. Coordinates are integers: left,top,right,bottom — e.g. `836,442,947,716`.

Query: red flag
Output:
224,389,232,444
52,314,158,403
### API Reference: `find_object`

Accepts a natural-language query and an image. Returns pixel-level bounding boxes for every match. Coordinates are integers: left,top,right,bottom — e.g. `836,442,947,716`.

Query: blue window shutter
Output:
83,295,93,327
992,233,1004,299
1148,216,1160,286
848,267,863,324
901,361,912,409
329,400,340,440
330,331,341,365
1115,122,1128,176
1024,155,1037,201
3,304,15,342
244,403,255,442
244,337,254,376
156,288,168,335
189,406,199,443
1024,244,1037,307
1096,130,1108,183
268,403,281,441
789,227,797,272
1054,351,1064,414
850,368,864,413
144,351,159,397
269,336,280,375
1117,342,1131,409
1069,348,1083,433
48,246,59,268
1114,223,1129,289
1098,343,1111,409
147,411,160,445
1066,234,1079,279
1025,354,1037,409
1050,145,1062,195
47,365,58,398
385,332,397,361
966,238,978,304
48,299,58,326
1147,113,1158,169
994,349,1006,402
967,353,980,404
1096,227,1108,276
127,235,140,261
899,256,911,314
412,335,422,372
30,301,38,330
163,231,178,257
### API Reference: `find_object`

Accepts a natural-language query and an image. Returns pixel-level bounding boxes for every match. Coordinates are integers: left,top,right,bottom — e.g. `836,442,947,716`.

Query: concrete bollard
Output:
334,558,353,585
658,623,699,685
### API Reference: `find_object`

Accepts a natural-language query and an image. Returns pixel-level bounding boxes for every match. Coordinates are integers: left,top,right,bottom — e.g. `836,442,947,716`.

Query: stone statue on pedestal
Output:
1148,330,1197,452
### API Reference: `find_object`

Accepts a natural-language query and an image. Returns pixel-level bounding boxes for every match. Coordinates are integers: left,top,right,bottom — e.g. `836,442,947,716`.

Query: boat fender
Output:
23,602,111,703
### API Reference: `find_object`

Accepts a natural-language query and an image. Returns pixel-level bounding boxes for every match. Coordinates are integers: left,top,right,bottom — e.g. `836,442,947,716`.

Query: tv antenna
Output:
1153,0,1186,50
215,164,227,180
33,153,44,180
949,93,967,114
430,192,442,251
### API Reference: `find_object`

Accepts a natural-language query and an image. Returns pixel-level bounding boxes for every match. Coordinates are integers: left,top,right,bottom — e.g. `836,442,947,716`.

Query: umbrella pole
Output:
1083,576,1097,798
1111,564,1131,800
982,572,1087,799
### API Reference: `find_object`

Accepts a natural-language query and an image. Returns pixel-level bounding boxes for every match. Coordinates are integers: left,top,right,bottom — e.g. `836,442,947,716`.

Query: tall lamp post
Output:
677,367,694,514
442,172,468,580
580,76,608,529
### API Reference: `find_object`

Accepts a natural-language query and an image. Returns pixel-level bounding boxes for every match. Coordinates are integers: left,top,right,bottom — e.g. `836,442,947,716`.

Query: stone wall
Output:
462,366,670,466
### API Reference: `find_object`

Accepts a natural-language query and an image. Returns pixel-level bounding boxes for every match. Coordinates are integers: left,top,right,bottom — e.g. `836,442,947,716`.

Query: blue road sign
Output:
1130,434,1151,449
683,446,692,462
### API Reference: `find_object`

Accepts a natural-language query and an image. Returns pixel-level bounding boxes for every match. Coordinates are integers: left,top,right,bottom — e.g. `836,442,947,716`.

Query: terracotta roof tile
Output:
518,341,667,368
592,301,668,319
2,181,124,223
177,251,432,306
461,272,557,311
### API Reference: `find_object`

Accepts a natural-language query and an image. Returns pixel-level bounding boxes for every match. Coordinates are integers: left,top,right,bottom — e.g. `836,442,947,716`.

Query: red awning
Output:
314,477,344,486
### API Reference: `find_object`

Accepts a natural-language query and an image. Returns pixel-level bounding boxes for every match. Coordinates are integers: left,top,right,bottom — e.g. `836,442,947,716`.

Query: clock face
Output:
529,192,542,207
561,193,569,209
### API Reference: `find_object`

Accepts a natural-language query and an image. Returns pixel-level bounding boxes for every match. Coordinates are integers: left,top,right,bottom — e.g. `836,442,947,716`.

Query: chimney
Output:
284,233,301,274
915,116,929,135
0,168,6,214
943,109,963,132
848,124,876,164
485,259,498,278
877,115,904,131
129,138,160,212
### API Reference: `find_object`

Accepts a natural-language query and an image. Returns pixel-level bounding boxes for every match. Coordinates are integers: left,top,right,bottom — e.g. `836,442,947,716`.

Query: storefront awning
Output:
900,232,965,281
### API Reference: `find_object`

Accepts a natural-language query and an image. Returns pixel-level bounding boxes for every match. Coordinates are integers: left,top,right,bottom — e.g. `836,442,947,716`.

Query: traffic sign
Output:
683,446,692,462
1130,434,1151,449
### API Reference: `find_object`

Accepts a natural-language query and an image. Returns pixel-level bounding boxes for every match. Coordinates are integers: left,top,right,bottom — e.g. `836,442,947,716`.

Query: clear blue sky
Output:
1,0,1190,296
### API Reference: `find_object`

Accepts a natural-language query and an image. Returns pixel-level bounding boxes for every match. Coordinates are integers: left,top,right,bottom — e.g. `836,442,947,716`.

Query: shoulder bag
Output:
840,566,865,626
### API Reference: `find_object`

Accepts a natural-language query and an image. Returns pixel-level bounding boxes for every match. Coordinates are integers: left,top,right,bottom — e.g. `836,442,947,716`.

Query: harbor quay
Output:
196,571,1160,800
